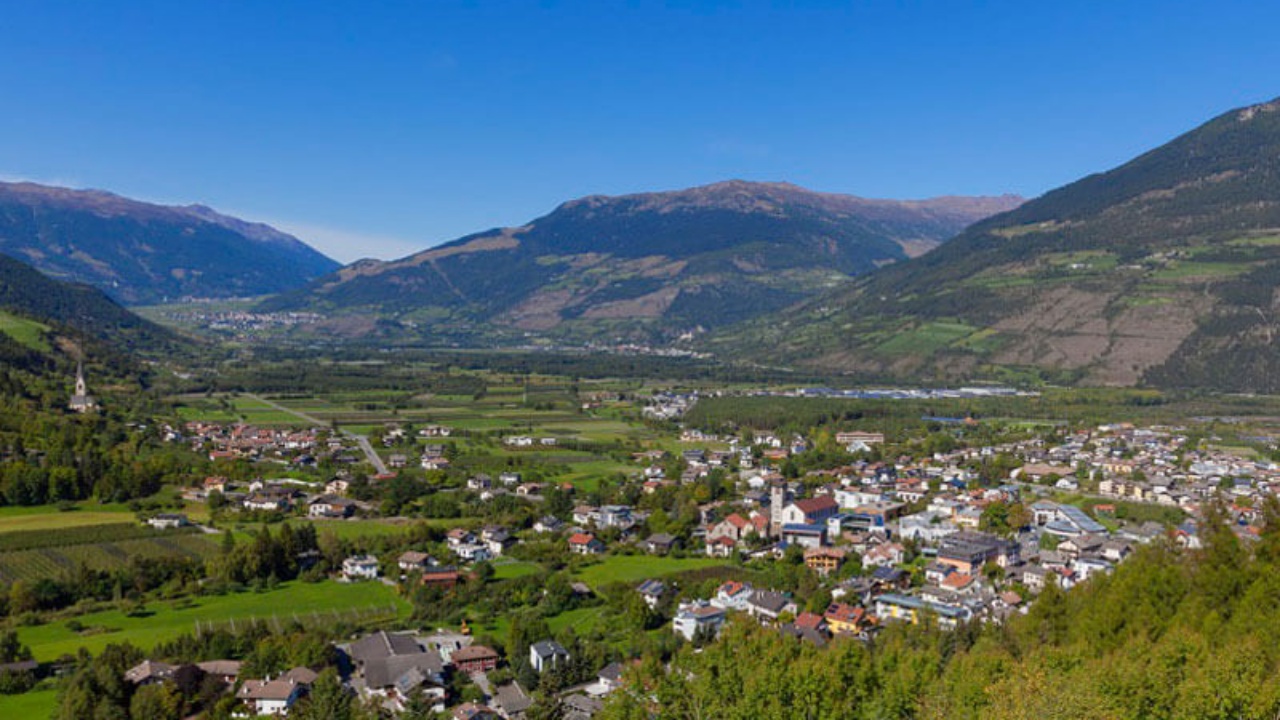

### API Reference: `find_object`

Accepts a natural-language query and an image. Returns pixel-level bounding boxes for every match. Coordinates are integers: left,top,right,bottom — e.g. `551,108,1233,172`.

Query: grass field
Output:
491,559,541,580
572,555,728,586
875,321,980,357
0,511,135,534
0,310,49,351
18,581,411,661
0,688,58,719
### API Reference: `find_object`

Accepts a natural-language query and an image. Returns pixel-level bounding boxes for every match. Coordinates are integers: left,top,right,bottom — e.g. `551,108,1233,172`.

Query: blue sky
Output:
2,1,1279,262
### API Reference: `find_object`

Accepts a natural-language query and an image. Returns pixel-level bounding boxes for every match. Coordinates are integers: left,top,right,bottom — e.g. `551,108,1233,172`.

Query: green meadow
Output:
18,581,411,661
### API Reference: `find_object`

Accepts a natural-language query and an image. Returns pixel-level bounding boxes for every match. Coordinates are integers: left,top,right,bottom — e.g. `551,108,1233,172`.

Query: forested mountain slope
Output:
715,98,1280,391
262,181,1019,344
0,181,338,304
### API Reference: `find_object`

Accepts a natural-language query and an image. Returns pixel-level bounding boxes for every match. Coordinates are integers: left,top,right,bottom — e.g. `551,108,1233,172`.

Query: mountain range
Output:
0,181,339,304
260,181,1021,342
715,97,1280,391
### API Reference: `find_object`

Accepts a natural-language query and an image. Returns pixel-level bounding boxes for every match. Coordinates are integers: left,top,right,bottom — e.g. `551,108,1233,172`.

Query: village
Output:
93,409,1280,719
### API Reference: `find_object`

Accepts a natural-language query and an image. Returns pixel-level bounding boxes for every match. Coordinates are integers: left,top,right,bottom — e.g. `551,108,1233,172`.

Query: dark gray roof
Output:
562,694,604,720
749,590,792,613
364,651,446,689
636,579,667,596
349,630,423,665
530,640,569,660
597,662,624,683
494,682,533,715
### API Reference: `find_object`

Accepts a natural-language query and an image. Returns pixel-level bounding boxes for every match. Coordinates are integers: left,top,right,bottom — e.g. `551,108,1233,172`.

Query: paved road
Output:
246,393,390,475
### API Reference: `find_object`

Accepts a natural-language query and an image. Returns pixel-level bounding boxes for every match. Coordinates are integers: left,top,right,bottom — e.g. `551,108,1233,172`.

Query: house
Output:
398,551,434,573
704,535,737,557
187,660,239,684
147,513,189,530
482,527,517,556
451,645,500,674
644,533,679,555
348,631,448,712
803,547,846,576
673,602,726,640
561,694,605,720
421,457,451,471
243,490,292,512
836,431,885,446
870,566,911,591
236,667,316,716
446,528,475,548
308,495,356,519
453,543,492,563
342,555,381,580
534,516,565,534
746,589,797,621
861,542,905,568
711,581,754,611
1020,564,1048,592
568,533,605,555
936,532,1020,573
779,496,840,526
873,593,972,630
124,659,174,685
924,561,955,585
598,505,634,529
529,640,570,673
824,602,871,636
781,523,825,548
493,682,534,718
707,513,755,542
781,612,831,646
420,567,461,590
572,505,599,525
596,662,625,694
1057,534,1105,560
636,579,667,609
453,703,501,720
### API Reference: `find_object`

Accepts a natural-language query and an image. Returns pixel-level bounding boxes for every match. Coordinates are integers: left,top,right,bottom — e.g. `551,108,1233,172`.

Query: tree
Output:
0,630,31,663
296,668,352,720
129,682,184,720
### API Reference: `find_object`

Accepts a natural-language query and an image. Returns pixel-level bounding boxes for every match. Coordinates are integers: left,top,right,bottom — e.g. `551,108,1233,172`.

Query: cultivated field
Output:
18,580,410,661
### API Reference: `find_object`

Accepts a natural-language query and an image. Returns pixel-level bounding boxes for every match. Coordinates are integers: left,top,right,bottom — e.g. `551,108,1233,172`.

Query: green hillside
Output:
715,98,1280,391
261,181,1019,344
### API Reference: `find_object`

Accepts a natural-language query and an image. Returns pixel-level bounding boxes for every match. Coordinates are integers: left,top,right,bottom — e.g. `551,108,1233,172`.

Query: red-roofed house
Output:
824,603,872,635
568,533,605,555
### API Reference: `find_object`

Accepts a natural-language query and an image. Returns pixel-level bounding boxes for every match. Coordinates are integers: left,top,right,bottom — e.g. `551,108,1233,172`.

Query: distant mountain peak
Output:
262,180,1018,343
0,181,338,303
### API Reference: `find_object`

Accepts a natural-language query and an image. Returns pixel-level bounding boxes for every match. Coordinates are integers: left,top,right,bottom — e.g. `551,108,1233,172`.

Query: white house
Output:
529,640,570,673
672,602,726,641
342,555,381,580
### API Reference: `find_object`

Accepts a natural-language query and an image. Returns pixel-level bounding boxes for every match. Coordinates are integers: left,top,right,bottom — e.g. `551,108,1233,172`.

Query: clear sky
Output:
2,1,1279,263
